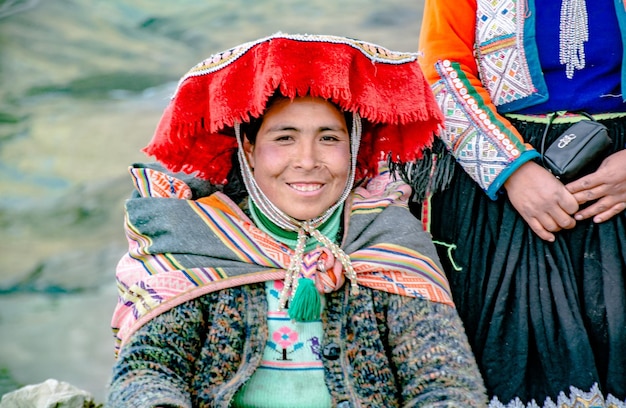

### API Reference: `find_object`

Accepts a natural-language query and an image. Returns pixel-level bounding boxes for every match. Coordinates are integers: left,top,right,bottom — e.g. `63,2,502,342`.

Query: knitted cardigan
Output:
106,282,487,407
105,163,487,407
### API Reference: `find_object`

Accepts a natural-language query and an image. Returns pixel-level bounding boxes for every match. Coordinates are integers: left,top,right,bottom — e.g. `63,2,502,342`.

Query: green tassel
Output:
288,278,321,322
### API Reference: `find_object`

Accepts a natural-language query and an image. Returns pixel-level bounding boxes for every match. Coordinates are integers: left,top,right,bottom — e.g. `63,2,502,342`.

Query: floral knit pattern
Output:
106,283,487,407
231,280,331,407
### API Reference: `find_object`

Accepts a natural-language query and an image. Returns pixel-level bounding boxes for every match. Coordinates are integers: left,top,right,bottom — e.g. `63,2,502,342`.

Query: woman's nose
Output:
292,140,320,169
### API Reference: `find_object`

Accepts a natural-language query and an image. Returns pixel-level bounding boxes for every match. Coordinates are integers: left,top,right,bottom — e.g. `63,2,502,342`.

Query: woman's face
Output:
243,96,351,221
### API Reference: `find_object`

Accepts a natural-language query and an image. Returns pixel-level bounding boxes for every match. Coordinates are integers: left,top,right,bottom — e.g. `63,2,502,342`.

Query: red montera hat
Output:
143,32,443,184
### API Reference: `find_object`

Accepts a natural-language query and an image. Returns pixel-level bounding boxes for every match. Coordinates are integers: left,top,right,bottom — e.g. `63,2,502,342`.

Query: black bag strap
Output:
540,112,557,167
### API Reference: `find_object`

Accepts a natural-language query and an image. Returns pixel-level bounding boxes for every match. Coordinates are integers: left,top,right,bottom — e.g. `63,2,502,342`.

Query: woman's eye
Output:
275,134,294,142
320,134,340,142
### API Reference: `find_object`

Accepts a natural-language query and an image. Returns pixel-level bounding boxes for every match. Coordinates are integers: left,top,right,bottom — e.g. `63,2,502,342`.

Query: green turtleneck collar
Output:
248,198,342,251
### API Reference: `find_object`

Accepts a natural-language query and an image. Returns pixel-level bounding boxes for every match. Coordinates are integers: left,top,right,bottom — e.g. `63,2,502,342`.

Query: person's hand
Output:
565,149,626,223
504,161,579,241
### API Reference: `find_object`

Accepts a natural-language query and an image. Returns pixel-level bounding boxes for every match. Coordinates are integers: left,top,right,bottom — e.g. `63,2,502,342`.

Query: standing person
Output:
105,33,487,407
409,1,626,407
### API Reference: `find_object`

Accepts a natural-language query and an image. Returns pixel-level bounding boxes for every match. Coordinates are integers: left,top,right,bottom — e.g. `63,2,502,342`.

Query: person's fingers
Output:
555,214,576,229
527,219,556,242
576,200,626,223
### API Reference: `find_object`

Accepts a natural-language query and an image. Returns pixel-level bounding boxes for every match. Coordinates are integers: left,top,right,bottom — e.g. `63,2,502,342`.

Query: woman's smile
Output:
288,182,323,192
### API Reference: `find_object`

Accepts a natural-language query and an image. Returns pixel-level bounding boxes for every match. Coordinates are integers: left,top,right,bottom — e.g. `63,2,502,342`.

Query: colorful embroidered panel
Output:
475,0,536,106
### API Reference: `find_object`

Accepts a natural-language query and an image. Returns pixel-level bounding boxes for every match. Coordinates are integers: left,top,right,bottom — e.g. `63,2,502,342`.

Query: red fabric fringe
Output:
143,34,443,184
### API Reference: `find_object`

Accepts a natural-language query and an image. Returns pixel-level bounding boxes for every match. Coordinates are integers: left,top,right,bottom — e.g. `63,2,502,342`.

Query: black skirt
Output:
404,116,626,405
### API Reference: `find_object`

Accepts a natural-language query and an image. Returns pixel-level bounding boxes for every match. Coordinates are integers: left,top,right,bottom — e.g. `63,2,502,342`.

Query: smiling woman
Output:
105,33,487,408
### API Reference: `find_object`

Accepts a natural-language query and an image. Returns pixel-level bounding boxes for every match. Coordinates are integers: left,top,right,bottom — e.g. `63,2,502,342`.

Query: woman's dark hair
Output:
223,152,248,203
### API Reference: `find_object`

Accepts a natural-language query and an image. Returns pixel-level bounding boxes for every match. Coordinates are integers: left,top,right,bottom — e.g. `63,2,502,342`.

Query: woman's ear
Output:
242,134,255,169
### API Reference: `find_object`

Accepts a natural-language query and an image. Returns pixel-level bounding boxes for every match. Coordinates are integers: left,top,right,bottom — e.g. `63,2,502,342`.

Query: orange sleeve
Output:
419,0,478,83
418,0,523,140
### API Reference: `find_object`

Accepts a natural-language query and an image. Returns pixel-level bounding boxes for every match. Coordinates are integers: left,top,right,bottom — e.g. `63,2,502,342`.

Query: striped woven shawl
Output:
111,164,453,353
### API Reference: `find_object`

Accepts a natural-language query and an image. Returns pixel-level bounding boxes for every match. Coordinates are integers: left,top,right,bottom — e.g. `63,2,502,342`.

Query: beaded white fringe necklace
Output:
559,0,589,79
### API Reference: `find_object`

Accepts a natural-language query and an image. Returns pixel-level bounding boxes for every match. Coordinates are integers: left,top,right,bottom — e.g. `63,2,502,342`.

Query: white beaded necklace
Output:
559,0,589,79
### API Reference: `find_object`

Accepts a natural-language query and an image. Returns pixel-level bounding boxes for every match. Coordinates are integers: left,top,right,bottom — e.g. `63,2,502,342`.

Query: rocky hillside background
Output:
0,0,424,403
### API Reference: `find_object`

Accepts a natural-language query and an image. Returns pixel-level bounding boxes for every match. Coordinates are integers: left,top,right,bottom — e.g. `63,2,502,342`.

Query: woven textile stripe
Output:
187,200,289,268
351,243,451,294
130,166,192,199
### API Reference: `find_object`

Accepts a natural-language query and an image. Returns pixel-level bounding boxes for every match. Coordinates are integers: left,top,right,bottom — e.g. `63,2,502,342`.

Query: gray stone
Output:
0,379,94,408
